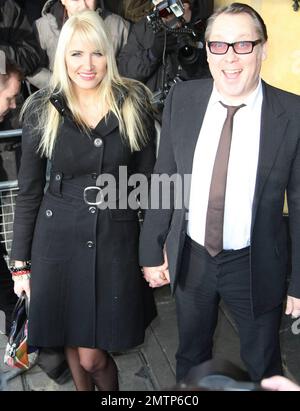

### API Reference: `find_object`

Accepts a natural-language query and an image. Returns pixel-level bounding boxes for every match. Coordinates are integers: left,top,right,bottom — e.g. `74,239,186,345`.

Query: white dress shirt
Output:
187,81,263,250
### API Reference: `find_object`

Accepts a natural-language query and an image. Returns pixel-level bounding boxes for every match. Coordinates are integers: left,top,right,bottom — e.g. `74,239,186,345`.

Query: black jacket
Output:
0,0,42,75
15,0,47,24
139,79,300,317
118,17,210,95
117,1,213,95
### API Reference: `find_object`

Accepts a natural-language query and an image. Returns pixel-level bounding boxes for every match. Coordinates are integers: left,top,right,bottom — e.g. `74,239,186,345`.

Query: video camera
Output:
147,0,204,63
147,1,206,109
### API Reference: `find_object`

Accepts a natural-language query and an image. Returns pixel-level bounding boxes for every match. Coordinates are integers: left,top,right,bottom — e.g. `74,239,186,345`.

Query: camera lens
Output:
178,40,198,65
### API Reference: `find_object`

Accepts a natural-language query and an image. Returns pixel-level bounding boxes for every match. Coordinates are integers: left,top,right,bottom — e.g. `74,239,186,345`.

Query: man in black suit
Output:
139,2,300,382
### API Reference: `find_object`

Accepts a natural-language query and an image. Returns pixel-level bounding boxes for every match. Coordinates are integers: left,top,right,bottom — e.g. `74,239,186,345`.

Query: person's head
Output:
0,62,22,122
60,0,97,17
26,10,153,158
182,0,192,23
52,9,117,98
205,2,268,104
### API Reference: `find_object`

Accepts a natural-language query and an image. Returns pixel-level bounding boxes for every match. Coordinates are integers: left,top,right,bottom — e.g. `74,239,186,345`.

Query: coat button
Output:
94,138,103,148
55,174,61,181
45,209,53,218
86,241,94,248
91,173,97,180
89,206,96,214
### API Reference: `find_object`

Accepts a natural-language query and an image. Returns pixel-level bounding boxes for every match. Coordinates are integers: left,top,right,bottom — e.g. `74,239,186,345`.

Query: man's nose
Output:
225,46,239,63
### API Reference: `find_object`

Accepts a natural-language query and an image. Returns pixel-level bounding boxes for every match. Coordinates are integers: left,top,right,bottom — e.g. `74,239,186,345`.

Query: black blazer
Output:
139,78,300,316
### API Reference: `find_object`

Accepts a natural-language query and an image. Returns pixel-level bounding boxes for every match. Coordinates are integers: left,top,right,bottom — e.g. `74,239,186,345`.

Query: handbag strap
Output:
11,292,29,318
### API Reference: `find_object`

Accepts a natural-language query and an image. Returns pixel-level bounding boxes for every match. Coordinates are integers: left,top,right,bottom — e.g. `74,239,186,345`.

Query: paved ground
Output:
0,286,299,391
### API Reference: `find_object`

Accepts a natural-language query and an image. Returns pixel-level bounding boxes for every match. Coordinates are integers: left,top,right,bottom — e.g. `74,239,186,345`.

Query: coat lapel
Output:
179,80,213,175
251,81,289,232
94,112,119,137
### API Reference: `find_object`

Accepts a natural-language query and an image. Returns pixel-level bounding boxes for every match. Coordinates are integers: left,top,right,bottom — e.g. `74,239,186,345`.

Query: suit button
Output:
45,209,53,218
91,173,97,180
55,174,61,181
94,138,103,148
89,206,96,214
86,241,94,248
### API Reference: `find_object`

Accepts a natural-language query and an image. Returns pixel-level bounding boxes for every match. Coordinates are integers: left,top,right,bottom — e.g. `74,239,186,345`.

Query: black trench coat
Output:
11,92,157,350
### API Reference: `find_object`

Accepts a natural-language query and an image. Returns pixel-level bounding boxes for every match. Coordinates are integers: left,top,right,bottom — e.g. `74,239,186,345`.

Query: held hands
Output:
285,295,300,318
142,249,170,288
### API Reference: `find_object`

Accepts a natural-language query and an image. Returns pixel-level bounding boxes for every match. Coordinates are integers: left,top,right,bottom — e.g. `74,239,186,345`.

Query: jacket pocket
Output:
31,199,76,262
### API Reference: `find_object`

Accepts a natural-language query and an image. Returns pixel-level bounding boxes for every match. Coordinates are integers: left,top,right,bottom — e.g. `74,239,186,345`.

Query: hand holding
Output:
142,251,170,288
285,295,300,318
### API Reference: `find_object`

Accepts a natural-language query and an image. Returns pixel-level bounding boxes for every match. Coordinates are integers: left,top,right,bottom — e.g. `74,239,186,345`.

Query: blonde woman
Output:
10,10,156,391
27,0,129,90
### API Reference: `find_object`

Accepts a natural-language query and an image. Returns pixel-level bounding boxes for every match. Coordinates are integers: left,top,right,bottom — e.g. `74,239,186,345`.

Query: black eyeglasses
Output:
207,40,262,55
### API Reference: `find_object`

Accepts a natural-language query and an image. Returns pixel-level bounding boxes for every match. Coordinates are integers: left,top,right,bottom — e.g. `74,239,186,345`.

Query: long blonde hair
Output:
22,10,154,158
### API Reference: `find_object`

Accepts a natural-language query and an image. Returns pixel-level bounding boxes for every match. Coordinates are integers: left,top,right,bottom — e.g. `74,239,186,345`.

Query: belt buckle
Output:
83,186,104,206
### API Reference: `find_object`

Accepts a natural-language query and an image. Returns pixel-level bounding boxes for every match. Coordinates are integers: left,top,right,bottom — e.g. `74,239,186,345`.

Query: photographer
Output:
118,0,213,109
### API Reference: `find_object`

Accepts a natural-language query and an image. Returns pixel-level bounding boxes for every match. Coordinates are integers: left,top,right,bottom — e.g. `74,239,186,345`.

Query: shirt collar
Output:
209,79,262,109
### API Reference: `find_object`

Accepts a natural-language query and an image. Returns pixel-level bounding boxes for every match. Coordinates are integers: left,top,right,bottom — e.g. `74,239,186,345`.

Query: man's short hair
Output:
205,2,268,43
0,60,23,90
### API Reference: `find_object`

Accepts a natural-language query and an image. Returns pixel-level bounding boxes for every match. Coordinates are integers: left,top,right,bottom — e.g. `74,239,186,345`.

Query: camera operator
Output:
118,0,213,111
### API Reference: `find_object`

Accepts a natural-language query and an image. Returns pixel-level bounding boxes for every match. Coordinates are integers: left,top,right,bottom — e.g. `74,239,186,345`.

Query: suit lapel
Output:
179,81,213,175
251,81,289,232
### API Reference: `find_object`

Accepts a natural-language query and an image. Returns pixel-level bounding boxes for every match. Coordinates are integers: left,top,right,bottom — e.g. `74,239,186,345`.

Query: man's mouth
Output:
222,69,242,80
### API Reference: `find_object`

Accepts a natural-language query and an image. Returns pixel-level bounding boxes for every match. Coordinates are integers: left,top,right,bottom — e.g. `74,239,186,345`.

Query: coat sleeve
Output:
0,0,42,76
26,19,52,89
117,19,160,82
10,108,47,261
104,14,130,58
286,117,300,298
139,85,178,267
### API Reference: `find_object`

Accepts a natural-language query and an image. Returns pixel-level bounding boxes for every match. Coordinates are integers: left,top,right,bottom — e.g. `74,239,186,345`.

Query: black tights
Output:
65,347,119,391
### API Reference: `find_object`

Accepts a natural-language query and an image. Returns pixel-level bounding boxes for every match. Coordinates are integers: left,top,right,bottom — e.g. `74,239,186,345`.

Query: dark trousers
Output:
175,236,283,382
0,255,17,335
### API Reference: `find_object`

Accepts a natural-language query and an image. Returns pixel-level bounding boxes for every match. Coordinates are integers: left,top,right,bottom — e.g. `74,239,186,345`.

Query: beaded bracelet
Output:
12,269,31,276
10,261,31,273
